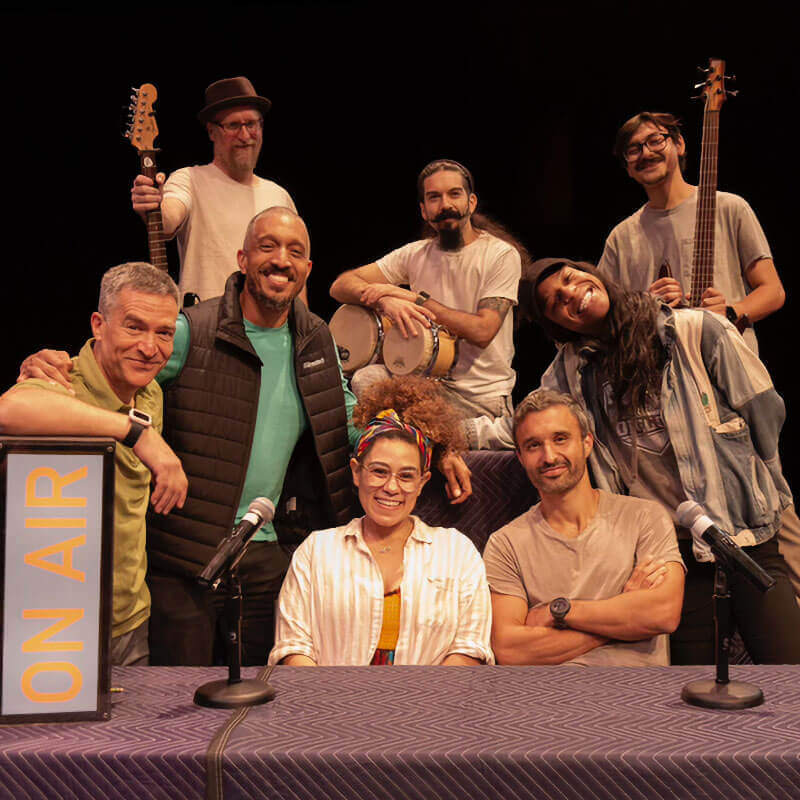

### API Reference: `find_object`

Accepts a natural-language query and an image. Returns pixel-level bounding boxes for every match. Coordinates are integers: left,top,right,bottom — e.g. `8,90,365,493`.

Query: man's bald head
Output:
243,206,311,257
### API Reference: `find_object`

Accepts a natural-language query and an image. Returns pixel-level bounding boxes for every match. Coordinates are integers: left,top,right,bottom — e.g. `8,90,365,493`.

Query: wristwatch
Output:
121,408,152,448
549,597,571,629
725,305,751,334
415,291,431,306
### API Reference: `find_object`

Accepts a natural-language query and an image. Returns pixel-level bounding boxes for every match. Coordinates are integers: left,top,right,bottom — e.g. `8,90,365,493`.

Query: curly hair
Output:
352,376,467,464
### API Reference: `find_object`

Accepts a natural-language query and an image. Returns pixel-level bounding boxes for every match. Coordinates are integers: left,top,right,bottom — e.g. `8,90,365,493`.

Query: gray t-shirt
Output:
591,374,686,530
483,491,684,666
597,190,771,353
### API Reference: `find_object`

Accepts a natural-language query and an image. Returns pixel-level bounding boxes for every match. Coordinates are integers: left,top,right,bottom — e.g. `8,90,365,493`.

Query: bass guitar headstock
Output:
692,58,738,109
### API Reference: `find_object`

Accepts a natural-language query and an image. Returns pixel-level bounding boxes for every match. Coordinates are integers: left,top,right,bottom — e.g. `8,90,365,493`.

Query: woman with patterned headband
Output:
268,376,493,666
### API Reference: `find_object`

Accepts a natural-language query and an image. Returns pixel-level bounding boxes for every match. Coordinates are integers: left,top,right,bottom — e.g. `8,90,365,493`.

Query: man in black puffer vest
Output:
147,206,356,665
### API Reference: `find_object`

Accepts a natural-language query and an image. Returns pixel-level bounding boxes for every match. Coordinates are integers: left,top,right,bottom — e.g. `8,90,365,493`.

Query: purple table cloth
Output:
3,665,800,799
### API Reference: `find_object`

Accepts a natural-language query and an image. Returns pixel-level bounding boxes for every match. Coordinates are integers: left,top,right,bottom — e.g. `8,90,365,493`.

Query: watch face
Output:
550,597,570,617
725,306,738,324
130,408,152,425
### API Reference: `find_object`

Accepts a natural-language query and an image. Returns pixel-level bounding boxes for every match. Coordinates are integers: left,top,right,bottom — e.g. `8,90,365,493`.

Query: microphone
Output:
197,497,275,590
676,500,775,593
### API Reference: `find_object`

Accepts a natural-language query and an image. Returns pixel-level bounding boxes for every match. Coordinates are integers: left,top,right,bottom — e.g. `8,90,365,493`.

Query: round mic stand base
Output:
192,566,276,709
194,678,276,709
681,563,765,710
681,679,763,710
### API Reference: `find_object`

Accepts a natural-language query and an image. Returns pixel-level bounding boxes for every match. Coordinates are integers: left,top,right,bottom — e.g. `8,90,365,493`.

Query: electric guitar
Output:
125,84,169,272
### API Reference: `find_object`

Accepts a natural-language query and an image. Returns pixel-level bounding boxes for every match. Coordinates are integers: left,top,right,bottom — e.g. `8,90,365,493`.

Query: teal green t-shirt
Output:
159,313,358,541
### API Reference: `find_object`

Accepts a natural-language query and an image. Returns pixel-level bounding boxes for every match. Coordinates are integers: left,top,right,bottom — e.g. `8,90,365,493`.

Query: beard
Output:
433,208,468,251
225,142,261,175
532,456,586,495
245,268,296,312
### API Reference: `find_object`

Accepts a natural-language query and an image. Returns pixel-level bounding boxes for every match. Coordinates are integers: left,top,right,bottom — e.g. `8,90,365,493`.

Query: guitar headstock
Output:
693,58,737,110
125,84,159,151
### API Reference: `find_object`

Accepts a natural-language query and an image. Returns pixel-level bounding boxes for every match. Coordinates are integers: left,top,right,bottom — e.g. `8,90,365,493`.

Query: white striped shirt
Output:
268,517,494,666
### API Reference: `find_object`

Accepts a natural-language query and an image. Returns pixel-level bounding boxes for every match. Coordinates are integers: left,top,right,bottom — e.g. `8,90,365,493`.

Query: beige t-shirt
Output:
483,490,684,665
377,232,520,400
164,163,296,302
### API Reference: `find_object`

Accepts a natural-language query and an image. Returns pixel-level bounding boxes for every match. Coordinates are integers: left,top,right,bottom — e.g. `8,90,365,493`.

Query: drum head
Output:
329,305,380,372
383,322,433,376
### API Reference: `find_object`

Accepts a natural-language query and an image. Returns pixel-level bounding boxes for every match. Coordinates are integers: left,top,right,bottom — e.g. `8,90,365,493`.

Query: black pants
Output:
670,536,800,665
147,541,290,666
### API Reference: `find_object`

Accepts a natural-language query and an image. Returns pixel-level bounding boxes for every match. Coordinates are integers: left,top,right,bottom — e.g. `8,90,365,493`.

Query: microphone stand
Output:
681,563,764,710
193,563,276,709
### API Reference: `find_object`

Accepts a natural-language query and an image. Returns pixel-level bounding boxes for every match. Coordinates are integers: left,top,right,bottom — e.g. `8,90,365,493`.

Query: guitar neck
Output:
138,150,169,272
690,107,720,306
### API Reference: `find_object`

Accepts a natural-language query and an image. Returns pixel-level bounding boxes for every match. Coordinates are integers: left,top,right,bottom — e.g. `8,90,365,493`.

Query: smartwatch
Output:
121,408,152,448
549,597,571,629
415,291,431,306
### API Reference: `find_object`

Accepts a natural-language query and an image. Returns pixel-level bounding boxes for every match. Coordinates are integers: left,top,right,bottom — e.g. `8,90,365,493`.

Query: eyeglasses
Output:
361,463,422,491
212,119,263,135
623,132,670,161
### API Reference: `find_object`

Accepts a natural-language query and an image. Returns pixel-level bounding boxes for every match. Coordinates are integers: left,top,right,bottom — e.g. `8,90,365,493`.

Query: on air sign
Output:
1,438,113,723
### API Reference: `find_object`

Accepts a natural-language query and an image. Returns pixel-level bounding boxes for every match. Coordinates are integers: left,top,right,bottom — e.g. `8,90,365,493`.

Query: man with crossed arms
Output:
486,389,685,666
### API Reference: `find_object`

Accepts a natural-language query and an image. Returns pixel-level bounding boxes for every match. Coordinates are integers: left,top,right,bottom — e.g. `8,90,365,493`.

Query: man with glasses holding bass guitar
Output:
598,110,784,355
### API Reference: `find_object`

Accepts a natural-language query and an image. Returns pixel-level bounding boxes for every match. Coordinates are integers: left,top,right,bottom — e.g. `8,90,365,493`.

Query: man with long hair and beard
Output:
330,159,527,427
471,258,800,665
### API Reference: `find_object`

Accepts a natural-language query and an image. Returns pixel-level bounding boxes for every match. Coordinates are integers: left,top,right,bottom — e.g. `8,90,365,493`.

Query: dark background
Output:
2,3,796,481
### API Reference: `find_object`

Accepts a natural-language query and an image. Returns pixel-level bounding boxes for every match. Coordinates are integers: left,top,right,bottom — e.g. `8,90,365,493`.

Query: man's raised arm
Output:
131,172,188,238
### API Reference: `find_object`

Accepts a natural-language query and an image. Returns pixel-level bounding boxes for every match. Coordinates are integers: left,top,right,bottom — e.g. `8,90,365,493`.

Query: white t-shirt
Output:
163,163,296,302
597,190,771,353
376,232,520,400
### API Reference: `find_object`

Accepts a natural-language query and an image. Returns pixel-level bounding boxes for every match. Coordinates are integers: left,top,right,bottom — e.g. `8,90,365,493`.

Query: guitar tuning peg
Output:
724,74,737,81
690,93,704,101
727,89,740,97
696,66,712,74
694,81,710,89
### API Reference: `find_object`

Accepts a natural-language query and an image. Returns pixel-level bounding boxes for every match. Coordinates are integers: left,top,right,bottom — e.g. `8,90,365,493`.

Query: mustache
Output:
635,155,663,169
432,208,465,223
537,458,570,473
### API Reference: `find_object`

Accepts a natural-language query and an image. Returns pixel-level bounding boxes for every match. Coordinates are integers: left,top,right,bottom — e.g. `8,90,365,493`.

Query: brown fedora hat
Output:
197,76,272,123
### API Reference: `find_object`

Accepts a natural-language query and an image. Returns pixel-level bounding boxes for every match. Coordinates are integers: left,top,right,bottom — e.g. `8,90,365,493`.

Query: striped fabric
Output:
269,517,494,666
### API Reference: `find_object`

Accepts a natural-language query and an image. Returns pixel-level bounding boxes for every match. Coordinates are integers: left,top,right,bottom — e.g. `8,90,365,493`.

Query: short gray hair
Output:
242,206,310,255
513,388,591,445
98,262,179,318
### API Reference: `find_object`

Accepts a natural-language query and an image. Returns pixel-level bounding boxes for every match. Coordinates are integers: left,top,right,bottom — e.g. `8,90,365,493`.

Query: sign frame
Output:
0,436,115,724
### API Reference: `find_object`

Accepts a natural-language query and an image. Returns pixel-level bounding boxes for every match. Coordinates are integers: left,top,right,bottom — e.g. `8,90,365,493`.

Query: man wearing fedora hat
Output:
131,76,296,304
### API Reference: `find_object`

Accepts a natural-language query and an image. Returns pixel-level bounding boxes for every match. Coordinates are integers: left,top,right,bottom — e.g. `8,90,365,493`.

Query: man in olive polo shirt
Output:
0,262,188,665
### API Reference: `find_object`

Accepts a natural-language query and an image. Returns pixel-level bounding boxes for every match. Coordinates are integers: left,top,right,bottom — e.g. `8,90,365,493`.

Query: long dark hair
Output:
597,285,666,417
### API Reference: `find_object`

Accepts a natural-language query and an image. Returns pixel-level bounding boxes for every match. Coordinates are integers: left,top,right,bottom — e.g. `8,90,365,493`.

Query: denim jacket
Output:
469,307,792,558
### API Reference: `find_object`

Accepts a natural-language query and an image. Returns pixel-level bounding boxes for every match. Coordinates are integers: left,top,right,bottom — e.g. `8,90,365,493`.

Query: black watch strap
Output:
549,597,571,629
121,420,146,448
